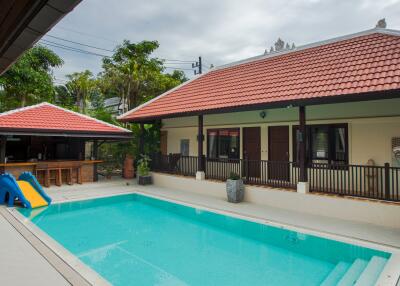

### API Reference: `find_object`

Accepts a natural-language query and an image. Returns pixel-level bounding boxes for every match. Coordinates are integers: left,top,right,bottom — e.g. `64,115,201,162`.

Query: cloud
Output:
49,0,400,80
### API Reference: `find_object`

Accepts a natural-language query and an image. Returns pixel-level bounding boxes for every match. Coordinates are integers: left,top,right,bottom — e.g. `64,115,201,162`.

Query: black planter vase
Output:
138,175,152,185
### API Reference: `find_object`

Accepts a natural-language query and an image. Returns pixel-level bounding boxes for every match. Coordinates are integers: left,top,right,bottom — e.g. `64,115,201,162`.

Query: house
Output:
104,97,128,116
0,102,131,186
119,27,400,206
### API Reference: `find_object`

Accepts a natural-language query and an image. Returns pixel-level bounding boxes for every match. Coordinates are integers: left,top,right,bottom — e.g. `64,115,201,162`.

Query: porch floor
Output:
0,177,399,285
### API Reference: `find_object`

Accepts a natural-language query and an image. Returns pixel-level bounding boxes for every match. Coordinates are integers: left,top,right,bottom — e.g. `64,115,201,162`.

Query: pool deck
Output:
1,177,399,285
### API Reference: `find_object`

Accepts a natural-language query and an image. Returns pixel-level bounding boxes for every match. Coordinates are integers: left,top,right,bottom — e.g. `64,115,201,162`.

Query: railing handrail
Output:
151,153,399,202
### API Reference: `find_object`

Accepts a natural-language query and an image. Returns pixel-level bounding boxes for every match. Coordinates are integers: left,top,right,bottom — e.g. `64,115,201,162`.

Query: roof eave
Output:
0,127,132,139
121,88,400,123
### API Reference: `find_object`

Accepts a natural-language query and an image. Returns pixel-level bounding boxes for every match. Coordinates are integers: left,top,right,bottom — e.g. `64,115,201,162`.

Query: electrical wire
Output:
39,40,111,58
164,66,195,71
53,26,118,44
45,34,114,52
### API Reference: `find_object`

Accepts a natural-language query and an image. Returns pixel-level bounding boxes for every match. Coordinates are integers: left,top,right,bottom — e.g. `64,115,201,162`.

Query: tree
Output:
65,70,97,113
0,45,63,109
102,40,164,110
54,85,76,109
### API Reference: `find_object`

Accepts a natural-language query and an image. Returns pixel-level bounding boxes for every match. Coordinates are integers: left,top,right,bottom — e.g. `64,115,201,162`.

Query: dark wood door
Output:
268,126,289,181
160,131,168,155
243,127,261,178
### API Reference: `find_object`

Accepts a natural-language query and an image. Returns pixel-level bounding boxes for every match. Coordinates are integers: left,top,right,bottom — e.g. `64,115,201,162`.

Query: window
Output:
293,124,348,164
180,139,189,156
207,128,240,159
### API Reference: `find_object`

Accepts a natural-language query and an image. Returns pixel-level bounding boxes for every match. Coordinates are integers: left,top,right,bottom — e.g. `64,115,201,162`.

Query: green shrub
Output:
137,154,151,176
228,172,241,180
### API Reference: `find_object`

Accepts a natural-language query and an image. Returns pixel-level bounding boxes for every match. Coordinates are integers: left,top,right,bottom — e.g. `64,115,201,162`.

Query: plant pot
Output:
138,175,152,185
123,154,134,179
226,179,244,203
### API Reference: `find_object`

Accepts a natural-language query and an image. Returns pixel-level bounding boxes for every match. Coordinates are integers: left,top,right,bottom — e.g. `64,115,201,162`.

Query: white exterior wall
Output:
152,172,400,228
162,98,400,165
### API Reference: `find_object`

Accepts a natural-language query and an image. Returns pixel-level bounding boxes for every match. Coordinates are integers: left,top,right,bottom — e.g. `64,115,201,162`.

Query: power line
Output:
161,59,194,63
164,66,195,71
40,33,205,74
54,26,118,44
39,40,111,58
163,61,193,65
45,34,114,52
44,33,200,66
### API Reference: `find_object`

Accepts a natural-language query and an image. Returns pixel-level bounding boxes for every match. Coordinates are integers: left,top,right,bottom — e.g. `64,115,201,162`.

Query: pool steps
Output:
337,259,368,286
354,256,388,286
321,256,388,286
320,262,350,286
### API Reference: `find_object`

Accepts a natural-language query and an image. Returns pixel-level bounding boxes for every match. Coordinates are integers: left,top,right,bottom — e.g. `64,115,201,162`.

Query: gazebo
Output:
0,102,132,186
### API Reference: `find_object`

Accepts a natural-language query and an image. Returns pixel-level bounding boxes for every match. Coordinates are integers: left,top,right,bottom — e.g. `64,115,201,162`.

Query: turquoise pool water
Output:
20,194,390,286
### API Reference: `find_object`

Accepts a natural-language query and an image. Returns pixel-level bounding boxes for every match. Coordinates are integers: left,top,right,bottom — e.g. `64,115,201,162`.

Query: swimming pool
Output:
20,194,390,286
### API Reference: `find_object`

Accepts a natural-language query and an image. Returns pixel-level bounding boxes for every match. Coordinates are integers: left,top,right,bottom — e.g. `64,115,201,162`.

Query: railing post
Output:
297,105,309,194
196,115,205,180
139,123,145,155
245,157,249,183
0,135,6,164
384,162,390,199
168,153,173,173
93,140,98,182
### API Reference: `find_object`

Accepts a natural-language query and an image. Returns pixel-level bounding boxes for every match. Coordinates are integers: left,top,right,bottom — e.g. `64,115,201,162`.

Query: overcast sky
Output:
47,0,400,82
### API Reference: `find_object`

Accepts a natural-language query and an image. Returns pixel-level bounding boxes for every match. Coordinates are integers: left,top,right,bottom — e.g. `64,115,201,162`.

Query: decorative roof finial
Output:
274,38,285,52
375,18,387,29
264,38,296,55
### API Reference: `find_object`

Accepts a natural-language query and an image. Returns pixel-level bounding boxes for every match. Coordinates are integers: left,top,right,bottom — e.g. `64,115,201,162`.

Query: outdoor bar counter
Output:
0,160,103,187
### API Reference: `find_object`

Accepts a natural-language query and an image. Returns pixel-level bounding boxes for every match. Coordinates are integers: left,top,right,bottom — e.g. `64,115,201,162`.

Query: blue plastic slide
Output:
0,172,51,209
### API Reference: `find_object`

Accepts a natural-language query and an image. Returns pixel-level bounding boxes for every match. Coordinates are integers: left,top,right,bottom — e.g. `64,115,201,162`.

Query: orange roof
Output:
0,102,131,137
119,29,400,122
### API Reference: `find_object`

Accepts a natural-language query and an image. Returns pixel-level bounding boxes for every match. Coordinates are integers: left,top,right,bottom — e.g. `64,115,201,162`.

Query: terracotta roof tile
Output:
120,30,400,121
0,103,131,136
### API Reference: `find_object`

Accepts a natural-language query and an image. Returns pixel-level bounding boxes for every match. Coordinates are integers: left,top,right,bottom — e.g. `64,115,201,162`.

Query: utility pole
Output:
192,56,202,75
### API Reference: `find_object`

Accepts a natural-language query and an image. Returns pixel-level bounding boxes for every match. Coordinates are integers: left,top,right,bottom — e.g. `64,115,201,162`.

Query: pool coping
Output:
6,207,112,286
7,189,400,286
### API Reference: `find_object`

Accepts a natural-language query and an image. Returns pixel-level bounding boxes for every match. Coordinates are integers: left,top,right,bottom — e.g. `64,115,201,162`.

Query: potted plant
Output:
226,172,244,203
137,154,152,185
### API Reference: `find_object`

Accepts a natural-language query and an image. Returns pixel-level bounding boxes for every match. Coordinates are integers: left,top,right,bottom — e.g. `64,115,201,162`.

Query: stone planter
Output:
226,179,244,203
138,175,152,185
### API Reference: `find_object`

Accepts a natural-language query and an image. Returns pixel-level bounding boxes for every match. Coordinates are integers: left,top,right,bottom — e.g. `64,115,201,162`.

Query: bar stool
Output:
60,167,73,185
35,163,49,187
48,167,62,186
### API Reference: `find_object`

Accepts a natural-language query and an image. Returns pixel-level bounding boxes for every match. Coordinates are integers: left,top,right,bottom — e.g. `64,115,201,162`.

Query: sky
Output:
46,0,400,82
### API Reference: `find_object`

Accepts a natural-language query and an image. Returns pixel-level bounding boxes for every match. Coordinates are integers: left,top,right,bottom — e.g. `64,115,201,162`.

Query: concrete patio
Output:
0,177,399,285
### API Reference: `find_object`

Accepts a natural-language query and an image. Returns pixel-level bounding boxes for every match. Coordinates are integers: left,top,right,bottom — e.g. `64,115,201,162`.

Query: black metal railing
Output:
150,153,400,202
150,153,198,177
205,158,299,189
309,163,400,201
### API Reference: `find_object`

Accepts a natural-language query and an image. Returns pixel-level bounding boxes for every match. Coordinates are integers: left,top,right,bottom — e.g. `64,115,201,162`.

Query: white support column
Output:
196,171,205,180
297,181,309,194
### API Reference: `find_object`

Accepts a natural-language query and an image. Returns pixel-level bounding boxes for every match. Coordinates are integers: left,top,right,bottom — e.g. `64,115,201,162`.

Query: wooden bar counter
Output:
0,160,102,187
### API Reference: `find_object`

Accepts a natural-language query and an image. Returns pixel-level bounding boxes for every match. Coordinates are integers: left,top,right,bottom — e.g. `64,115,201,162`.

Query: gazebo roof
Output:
0,102,131,138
